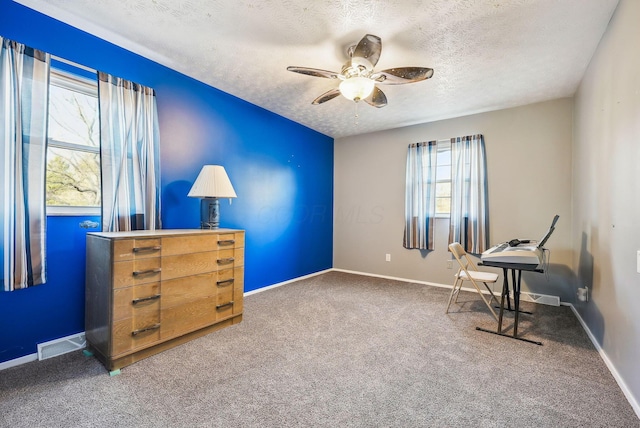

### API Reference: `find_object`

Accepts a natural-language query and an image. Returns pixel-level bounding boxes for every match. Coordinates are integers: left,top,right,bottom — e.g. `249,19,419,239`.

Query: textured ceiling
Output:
16,0,619,139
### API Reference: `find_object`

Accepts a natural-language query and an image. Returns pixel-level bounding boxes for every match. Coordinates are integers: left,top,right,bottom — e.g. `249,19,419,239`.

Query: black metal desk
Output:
477,260,544,345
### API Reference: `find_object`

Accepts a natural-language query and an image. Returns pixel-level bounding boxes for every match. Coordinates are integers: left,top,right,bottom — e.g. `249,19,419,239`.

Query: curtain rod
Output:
51,55,96,73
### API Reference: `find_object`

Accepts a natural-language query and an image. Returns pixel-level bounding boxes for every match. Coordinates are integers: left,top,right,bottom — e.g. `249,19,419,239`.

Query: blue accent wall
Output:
0,0,333,364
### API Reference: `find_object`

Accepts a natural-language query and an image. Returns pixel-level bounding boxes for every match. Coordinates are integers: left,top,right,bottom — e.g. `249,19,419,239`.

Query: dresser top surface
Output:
88,228,244,239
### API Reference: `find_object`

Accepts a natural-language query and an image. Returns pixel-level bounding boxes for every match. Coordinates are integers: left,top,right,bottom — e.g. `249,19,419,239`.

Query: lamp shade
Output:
187,165,237,198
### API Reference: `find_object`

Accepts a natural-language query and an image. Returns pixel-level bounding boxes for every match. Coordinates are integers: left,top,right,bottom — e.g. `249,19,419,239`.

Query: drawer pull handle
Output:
131,323,160,336
132,268,161,276
218,240,235,246
216,279,234,287
216,301,234,310
132,294,161,305
217,257,235,265
133,245,161,253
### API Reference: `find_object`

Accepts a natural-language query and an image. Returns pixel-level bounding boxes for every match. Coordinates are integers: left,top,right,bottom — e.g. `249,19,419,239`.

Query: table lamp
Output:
187,165,237,229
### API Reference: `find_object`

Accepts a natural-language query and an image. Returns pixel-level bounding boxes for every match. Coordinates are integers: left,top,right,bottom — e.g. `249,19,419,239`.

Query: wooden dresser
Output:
85,229,244,372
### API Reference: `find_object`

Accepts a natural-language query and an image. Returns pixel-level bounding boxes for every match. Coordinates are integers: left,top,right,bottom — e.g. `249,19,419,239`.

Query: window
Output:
46,69,100,215
435,140,451,216
404,135,488,253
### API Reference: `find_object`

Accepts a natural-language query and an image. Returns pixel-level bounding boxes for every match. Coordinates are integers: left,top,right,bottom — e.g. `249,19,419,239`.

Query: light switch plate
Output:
637,250,640,273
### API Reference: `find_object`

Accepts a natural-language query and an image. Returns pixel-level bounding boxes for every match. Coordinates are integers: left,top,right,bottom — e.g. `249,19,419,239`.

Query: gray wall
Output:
334,0,640,413
334,98,574,300
572,0,640,410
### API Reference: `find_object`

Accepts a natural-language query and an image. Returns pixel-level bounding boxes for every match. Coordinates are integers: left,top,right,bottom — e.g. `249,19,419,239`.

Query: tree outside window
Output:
46,70,100,213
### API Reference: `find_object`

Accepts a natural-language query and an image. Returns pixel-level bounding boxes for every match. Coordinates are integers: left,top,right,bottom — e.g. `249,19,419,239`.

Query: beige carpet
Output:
0,271,637,427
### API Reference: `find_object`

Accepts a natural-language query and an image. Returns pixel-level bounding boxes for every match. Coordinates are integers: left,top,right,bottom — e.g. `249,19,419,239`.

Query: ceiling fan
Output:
287,34,434,108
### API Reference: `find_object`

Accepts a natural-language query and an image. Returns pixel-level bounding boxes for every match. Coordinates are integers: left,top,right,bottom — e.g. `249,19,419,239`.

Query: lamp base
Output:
200,198,220,229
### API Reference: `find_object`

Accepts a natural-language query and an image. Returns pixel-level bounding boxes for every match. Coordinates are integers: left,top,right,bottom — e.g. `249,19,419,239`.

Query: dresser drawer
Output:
161,296,217,339
113,283,161,321
161,235,216,256
162,251,217,281
216,267,243,320
215,268,235,288
112,310,161,356
112,257,162,288
113,238,161,262
216,247,244,269
232,267,244,315
216,232,244,249
215,287,235,320
216,268,243,294
161,273,216,308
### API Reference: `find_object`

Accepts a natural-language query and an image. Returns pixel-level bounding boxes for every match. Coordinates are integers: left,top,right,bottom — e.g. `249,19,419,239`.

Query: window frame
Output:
46,68,101,217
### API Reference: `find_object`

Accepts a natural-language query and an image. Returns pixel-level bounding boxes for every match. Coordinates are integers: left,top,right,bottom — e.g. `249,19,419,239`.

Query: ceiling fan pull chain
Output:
354,101,359,125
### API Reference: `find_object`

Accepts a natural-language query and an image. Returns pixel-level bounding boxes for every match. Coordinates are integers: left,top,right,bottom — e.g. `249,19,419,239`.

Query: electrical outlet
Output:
385,253,391,262
577,287,589,302
447,260,453,269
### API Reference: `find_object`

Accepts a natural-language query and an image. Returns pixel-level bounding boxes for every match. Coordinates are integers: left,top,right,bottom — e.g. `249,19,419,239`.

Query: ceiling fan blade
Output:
363,86,387,108
287,66,341,79
352,34,382,67
312,88,341,105
373,67,434,85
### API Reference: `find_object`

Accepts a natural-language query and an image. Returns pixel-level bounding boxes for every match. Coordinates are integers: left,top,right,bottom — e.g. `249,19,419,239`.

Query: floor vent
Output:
517,292,560,307
37,332,86,361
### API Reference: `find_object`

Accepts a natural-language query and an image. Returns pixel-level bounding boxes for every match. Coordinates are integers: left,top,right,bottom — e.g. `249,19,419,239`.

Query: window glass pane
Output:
436,141,452,215
48,84,99,147
46,147,101,207
436,182,451,198
438,140,451,161
437,147,451,166
436,165,450,181
435,197,450,215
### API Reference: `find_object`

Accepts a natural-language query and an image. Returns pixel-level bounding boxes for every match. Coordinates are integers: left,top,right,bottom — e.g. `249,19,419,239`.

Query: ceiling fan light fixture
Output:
287,34,433,108
339,76,375,101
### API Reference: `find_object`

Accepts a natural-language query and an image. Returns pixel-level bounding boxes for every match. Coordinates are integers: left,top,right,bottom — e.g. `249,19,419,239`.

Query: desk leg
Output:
497,268,508,334
497,270,532,316
475,267,542,346
505,269,512,311
513,269,520,337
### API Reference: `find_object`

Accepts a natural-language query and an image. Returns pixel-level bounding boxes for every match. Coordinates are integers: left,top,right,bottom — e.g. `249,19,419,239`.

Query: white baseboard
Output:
0,353,37,371
332,268,560,306
332,268,453,289
565,303,640,419
244,268,333,297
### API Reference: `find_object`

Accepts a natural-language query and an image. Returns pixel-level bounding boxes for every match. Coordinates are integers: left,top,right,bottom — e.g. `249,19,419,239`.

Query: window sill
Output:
47,206,100,217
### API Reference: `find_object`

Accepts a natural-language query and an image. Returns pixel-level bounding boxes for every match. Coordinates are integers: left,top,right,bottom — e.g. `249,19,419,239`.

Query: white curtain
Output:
0,37,50,291
98,72,161,232
449,134,489,254
403,141,437,250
